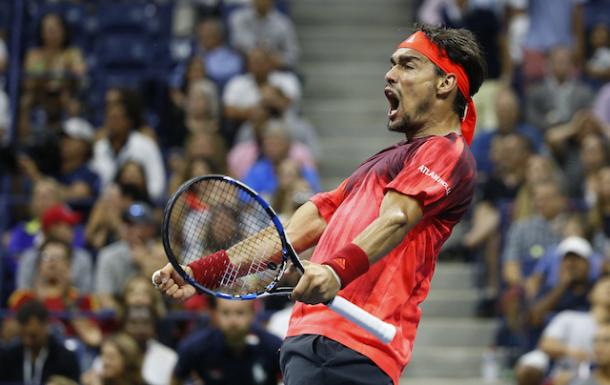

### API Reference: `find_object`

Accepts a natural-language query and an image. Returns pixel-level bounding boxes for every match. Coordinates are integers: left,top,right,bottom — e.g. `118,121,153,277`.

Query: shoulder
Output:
98,241,129,260
178,328,218,353
230,7,253,23
129,132,158,150
252,327,283,349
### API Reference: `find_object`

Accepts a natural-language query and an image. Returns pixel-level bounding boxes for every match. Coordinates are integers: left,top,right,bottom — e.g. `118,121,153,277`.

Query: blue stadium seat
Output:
96,34,151,69
96,1,168,36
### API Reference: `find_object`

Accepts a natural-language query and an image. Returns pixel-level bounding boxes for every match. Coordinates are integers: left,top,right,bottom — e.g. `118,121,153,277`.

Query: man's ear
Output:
437,73,458,97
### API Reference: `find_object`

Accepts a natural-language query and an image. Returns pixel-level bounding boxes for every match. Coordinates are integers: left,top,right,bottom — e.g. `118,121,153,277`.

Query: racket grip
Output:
327,296,396,344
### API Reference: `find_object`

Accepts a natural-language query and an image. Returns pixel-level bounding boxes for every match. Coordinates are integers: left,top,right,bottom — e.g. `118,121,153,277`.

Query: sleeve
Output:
309,178,350,223
542,311,571,341
278,18,299,68
384,138,474,217
17,249,36,289
142,139,167,201
95,249,117,295
502,222,523,263
73,249,93,294
173,340,200,380
222,77,243,107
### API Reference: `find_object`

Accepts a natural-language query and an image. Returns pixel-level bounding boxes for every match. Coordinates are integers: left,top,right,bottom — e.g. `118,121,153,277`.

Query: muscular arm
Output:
292,190,423,304
352,190,423,264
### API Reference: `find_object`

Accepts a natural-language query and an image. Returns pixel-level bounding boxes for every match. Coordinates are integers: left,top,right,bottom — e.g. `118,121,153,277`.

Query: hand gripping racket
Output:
158,175,396,344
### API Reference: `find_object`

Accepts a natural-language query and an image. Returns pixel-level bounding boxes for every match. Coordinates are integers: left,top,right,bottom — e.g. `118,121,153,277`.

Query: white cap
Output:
557,236,593,259
63,117,95,142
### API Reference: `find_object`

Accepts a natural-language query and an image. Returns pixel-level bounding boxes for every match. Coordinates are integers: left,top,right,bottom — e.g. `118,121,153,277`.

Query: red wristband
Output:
188,250,233,289
322,243,369,288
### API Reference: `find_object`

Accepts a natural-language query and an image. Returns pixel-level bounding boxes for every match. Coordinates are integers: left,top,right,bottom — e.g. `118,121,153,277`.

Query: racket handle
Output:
327,296,396,344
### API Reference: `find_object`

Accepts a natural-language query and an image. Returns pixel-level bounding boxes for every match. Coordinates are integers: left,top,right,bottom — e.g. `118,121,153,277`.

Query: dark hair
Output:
16,300,49,324
418,25,487,118
37,238,73,265
38,13,71,49
109,88,144,130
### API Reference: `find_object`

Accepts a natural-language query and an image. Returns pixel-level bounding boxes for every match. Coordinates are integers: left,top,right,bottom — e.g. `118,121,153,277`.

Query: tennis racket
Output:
158,175,396,344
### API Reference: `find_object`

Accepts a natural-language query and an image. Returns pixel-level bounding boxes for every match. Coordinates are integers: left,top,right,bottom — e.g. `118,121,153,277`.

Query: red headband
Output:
398,31,476,145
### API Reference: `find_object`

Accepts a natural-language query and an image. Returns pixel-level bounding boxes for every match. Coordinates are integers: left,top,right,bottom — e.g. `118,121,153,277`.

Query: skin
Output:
155,45,462,305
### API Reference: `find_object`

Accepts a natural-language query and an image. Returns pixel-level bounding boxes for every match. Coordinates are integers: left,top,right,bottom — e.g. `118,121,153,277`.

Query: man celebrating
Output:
156,25,486,385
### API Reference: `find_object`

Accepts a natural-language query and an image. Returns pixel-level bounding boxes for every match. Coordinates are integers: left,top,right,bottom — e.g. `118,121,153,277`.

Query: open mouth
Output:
384,88,400,121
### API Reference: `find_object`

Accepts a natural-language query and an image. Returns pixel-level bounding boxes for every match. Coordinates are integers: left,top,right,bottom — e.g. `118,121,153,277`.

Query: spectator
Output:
463,133,532,297
526,215,601,300
10,239,101,348
585,23,610,83
95,202,162,311
179,80,220,137
527,46,594,133
575,133,610,205
6,178,62,258
20,13,86,141
593,82,610,128
113,161,152,205
229,0,299,70
184,131,228,175
243,119,320,201
81,333,146,385
171,18,243,92
515,276,610,385
85,182,150,250
471,87,543,178
100,87,157,142
122,275,167,323
228,110,315,179
589,166,610,258
92,95,166,202
503,180,570,289
271,159,315,220
521,0,586,82
121,305,177,385
513,155,564,222
168,156,221,196
17,204,93,293
571,323,610,385
19,118,101,207
528,236,595,329
223,47,301,134
0,300,80,384
173,298,282,385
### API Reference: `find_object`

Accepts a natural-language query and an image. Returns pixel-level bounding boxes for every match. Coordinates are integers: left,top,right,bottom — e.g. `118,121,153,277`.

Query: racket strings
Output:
167,178,285,296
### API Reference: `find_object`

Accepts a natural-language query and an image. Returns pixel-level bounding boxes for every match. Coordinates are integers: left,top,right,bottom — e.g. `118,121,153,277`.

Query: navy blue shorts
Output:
280,334,393,385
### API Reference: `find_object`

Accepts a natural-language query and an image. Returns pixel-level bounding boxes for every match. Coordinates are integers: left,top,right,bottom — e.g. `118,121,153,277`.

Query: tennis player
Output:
155,25,486,385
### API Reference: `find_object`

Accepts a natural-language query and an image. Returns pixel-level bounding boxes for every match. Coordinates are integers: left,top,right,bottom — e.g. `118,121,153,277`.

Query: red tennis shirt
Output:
286,132,476,384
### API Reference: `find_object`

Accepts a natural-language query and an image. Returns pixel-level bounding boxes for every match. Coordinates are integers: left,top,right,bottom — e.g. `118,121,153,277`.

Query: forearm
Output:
227,201,325,263
351,192,422,264
529,285,566,326
539,337,570,359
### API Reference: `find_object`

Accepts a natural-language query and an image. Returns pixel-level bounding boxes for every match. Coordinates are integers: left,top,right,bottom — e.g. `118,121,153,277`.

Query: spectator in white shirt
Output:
92,97,166,202
229,0,299,69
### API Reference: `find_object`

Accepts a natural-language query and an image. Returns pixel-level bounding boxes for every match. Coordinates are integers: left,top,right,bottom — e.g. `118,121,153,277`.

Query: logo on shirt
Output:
418,165,452,195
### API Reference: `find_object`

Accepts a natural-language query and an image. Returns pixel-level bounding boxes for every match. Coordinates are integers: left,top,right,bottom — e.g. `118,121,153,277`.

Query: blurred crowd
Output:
0,0,317,384
415,0,610,384
1,0,610,384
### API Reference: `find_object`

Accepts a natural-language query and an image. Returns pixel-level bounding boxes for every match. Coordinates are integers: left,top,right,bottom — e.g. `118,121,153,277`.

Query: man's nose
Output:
385,67,396,85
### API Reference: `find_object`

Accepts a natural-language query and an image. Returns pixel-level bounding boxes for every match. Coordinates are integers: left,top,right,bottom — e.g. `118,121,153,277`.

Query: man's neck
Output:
411,111,461,140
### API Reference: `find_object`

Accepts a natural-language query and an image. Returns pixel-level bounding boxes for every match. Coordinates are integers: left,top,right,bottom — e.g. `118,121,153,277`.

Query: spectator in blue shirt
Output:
243,119,319,202
170,18,243,93
173,298,282,385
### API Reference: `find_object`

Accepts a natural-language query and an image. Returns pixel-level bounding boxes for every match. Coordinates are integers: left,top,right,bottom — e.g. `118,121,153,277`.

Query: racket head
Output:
162,175,299,300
